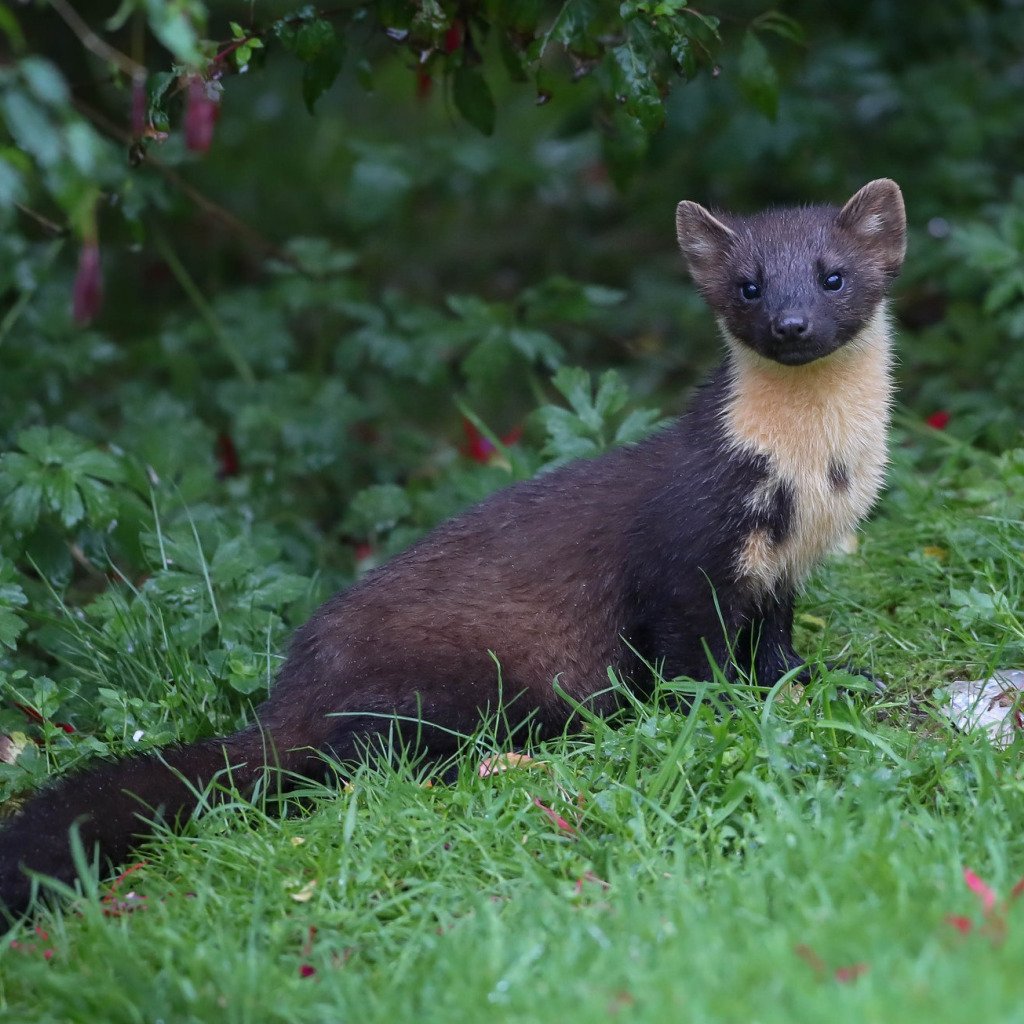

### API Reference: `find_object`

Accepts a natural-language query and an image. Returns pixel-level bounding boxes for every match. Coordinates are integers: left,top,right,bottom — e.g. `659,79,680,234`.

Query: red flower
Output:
794,944,869,983
444,21,464,54
925,410,950,430
834,963,869,983
947,867,1024,945
102,861,150,917
131,74,147,137
215,432,240,479
9,926,56,962
460,419,523,464
72,240,103,325
532,797,577,836
185,76,221,153
945,914,973,934
963,868,996,911
14,702,75,735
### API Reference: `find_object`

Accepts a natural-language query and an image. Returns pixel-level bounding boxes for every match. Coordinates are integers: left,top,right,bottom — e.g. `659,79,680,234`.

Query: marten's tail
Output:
0,726,315,921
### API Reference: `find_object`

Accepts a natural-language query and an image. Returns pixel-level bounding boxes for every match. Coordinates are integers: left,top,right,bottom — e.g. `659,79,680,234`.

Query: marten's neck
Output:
721,304,894,594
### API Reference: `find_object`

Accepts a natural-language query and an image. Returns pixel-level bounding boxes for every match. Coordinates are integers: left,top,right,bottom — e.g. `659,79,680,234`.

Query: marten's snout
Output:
771,314,809,340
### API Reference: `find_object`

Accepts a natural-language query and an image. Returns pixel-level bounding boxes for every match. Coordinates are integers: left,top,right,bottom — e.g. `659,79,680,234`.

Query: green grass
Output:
1,426,1024,1023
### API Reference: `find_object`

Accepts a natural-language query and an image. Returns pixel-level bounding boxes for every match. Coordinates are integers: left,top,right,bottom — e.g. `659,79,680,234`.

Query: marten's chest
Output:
723,311,894,595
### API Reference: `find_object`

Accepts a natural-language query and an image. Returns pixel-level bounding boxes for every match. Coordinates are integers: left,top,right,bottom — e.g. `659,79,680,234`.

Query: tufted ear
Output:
675,200,738,290
836,178,907,277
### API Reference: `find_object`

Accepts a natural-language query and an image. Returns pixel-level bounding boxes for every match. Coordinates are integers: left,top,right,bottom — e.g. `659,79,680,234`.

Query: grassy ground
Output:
1,423,1023,1023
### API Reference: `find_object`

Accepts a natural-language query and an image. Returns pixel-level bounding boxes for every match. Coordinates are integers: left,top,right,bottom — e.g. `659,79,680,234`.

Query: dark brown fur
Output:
0,181,907,922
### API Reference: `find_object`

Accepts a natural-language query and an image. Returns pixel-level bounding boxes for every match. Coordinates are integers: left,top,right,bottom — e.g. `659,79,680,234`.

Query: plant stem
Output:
152,226,257,387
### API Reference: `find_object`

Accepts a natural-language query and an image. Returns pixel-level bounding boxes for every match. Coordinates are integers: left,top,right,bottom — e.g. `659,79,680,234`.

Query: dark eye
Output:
822,272,844,292
740,281,761,301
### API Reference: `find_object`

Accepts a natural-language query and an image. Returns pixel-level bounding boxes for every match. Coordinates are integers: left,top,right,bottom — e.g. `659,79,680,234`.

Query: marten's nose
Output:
772,315,808,340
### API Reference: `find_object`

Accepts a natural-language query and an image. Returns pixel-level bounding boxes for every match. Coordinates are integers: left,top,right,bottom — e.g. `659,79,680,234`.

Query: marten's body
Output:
0,180,907,920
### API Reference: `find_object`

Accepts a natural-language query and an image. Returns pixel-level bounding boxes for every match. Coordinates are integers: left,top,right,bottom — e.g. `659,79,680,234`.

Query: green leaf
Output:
146,4,205,65
5,480,42,532
77,477,118,526
250,572,309,608
281,19,346,112
750,10,806,45
737,32,779,119
447,294,497,323
296,18,337,60
453,65,496,136
0,558,27,650
343,484,412,536
550,366,595,420
582,284,627,307
69,449,126,483
507,327,563,369
0,151,24,206
0,607,25,649
64,121,109,178
19,57,69,106
17,425,77,461
48,473,85,529
608,43,664,133
281,237,358,276
614,408,664,445
0,90,60,168
302,50,343,113
210,536,253,586
593,370,629,420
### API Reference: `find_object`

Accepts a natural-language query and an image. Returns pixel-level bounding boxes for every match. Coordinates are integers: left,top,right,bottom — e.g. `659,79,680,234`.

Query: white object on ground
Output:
942,670,1024,748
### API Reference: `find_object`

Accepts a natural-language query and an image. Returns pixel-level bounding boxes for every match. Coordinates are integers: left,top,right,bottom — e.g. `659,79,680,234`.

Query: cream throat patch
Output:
722,305,895,593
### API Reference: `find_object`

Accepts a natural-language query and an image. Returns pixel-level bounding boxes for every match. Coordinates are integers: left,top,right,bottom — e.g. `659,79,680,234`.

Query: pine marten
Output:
0,179,906,921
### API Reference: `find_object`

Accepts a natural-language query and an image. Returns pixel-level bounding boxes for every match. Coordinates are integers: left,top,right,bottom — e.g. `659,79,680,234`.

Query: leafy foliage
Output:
534,366,667,468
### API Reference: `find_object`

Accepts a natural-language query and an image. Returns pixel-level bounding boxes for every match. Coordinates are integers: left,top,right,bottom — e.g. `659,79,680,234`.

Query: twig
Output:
152,226,257,387
14,203,67,237
71,97,300,268
47,0,147,86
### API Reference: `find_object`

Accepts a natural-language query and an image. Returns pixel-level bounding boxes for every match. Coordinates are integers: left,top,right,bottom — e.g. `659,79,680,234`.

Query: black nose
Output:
772,315,809,340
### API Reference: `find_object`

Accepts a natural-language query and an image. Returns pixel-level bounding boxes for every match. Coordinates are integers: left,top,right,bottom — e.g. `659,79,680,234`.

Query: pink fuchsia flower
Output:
72,239,103,325
185,75,222,153
215,432,240,479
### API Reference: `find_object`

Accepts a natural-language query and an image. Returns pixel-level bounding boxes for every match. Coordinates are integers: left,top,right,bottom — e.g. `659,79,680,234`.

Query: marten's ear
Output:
837,179,907,277
676,201,738,291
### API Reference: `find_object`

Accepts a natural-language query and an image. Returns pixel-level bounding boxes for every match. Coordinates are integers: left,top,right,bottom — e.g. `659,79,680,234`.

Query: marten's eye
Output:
822,272,844,292
739,281,761,301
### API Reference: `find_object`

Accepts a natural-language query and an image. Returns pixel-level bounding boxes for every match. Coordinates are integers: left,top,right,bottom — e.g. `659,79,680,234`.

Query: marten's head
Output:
676,179,906,366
